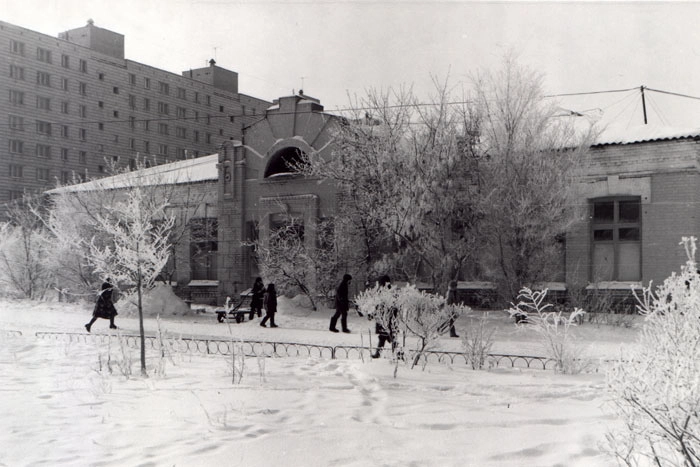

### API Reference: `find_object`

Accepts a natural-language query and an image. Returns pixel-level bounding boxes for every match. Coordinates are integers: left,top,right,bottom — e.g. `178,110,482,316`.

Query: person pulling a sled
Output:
85,278,118,332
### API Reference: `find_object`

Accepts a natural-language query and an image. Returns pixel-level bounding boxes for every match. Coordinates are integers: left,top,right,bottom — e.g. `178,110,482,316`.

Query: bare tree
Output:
251,215,339,310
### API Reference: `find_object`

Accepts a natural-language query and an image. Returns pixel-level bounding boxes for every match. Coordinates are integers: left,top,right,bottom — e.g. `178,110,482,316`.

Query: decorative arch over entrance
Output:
264,146,307,178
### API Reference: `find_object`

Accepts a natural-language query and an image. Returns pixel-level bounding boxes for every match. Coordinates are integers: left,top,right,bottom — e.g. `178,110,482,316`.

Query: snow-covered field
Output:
0,295,641,467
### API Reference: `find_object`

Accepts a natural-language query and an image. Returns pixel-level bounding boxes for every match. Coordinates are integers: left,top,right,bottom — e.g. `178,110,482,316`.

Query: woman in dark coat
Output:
260,283,278,328
329,274,352,333
85,279,118,332
249,277,265,320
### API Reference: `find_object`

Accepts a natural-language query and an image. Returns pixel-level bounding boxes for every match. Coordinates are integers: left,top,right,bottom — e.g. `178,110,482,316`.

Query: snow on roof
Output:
594,124,700,146
47,154,219,194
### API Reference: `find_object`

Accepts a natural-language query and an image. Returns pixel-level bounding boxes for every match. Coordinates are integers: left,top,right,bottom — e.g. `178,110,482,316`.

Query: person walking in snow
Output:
85,278,118,332
445,280,460,338
249,277,265,320
329,274,352,333
260,283,278,328
372,275,399,358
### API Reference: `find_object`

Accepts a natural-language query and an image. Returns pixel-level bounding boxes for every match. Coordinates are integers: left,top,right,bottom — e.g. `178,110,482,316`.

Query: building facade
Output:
0,19,270,217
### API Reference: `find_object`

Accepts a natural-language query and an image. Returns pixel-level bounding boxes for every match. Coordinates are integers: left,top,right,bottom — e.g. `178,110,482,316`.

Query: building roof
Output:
47,154,219,194
594,124,700,147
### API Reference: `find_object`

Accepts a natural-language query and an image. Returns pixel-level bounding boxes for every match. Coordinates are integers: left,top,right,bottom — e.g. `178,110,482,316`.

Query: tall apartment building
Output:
0,19,270,216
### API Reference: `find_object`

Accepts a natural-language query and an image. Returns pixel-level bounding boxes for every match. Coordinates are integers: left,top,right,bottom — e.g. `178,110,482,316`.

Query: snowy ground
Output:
0,295,642,466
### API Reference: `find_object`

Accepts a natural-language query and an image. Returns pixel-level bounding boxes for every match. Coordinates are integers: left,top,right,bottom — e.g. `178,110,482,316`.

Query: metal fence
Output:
34,331,556,370
1,329,23,337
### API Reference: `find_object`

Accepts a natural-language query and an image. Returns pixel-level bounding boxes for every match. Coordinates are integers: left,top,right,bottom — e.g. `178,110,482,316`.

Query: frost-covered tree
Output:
87,186,175,376
303,80,482,294
472,56,594,301
606,237,700,466
252,215,338,310
0,195,53,299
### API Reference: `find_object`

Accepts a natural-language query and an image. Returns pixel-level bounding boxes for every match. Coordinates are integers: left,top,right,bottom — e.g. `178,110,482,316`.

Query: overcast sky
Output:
4,0,700,128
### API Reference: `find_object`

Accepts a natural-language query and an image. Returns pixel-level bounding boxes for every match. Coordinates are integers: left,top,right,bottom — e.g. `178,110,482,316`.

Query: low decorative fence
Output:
34,331,556,370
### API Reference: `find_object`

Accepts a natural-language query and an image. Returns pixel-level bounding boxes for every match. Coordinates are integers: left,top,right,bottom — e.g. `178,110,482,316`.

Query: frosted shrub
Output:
508,287,587,374
153,316,176,378
356,284,469,370
605,237,700,467
461,313,495,370
356,283,404,365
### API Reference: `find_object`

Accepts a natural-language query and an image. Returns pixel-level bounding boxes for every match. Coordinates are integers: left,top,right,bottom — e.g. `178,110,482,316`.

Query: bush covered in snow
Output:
605,237,700,467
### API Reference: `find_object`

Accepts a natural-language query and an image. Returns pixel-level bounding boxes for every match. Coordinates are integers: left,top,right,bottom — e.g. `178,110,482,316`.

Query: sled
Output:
215,291,257,323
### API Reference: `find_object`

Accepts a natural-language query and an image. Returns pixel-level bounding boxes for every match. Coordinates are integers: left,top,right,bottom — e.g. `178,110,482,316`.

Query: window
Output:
143,98,150,111
194,92,200,103
9,139,24,154
79,128,87,141
242,105,246,115
190,218,218,280
206,95,211,106
79,59,87,73
9,164,23,178
158,81,169,95
98,101,104,108
36,120,52,135
98,72,105,81
98,123,104,131
98,165,104,173
177,87,186,99
10,39,25,56
129,73,136,85
9,115,24,131
144,77,150,89
37,96,51,111
61,125,69,138
143,120,150,132
113,86,119,94
36,47,52,63
176,106,186,118
194,130,199,142
207,114,211,125
9,90,24,105
129,116,136,129
37,71,51,86
61,77,68,91
194,111,199,122
219,105,224,112
61,101,69,114
61,148,69,161
61,170,70,184
79,105,87,118
158,123,169,135
158,144,168,156
129,138,135,150
113,110,119,118
158,102,169,114
78,82,87,95
79,151,87,164
129,94,136,109
176,126,187,138
144,141,150,153
36,144,51,158
591,198,641,282
9,64,25,80
61,54,70,68
206,133,212,144
176,147,185,159
113,134,118,143
36,167,49,181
